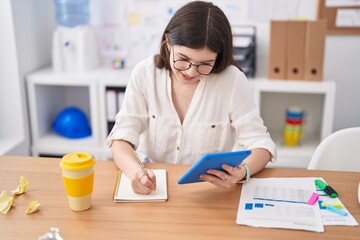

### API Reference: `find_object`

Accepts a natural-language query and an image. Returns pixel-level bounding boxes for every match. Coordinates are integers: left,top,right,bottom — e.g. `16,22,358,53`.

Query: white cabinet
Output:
250,79,336,168
27,68,131,160
97,68,131,159
27,68,336,167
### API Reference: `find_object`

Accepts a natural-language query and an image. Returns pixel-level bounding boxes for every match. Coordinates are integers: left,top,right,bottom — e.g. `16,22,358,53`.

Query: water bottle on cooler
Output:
52,0,99,72
54,0,89,27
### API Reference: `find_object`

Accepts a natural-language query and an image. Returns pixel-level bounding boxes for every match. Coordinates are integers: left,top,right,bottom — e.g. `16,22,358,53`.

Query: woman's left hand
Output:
199,164,246,188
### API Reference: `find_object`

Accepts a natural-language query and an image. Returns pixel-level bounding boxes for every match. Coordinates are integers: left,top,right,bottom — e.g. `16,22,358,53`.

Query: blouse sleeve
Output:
229,71,277,161
106,61,150,149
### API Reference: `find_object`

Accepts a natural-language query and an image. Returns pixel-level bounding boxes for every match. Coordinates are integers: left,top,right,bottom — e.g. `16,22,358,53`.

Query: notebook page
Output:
114,169,167,202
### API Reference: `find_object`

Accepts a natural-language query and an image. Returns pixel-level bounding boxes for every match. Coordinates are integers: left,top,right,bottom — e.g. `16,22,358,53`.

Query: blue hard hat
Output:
53,106,91,139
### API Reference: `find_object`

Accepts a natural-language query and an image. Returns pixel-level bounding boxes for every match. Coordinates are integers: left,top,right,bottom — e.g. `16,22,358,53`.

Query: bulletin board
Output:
317,0,360,35
90,0,321,69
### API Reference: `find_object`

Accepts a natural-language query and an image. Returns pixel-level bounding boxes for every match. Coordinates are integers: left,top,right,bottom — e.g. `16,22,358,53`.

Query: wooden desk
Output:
1,156,359,240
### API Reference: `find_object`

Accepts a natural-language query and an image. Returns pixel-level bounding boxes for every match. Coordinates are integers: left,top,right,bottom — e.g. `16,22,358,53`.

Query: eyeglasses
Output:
172,48,214,75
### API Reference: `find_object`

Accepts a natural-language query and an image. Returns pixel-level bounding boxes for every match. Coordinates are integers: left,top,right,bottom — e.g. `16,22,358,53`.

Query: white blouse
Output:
107,55,276,164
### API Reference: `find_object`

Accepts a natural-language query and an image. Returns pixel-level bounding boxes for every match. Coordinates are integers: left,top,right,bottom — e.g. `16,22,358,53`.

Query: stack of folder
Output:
233,25,256,78
105,87,126,134
268,20,327,81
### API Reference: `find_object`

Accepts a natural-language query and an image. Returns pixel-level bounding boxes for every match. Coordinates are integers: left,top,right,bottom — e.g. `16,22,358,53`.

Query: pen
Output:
133,151,156,192
133,150,149,179
314,179,338,198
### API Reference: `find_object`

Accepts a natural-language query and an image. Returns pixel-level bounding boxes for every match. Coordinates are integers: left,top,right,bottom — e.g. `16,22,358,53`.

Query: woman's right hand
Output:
131,168,156,195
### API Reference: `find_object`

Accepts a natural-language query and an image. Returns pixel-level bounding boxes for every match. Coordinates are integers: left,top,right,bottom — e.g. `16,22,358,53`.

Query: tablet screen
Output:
178,150,252,184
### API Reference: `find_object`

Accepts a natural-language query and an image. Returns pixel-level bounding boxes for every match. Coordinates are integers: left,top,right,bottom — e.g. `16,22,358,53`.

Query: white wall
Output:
0,0,55,155
324,36,360,131
0,0,25,154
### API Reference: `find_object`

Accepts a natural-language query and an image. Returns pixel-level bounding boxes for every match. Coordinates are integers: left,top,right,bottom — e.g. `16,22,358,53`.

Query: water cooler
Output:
52,0,99,73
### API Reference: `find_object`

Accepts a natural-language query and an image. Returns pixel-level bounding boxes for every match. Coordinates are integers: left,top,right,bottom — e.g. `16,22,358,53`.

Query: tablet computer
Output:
178,150,252,184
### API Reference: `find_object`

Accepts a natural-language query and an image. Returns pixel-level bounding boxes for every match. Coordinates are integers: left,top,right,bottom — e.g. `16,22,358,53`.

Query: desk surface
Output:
0,156,359,240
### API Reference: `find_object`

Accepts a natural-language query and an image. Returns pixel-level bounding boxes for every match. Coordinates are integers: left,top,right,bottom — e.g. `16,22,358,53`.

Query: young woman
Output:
107,1,276,194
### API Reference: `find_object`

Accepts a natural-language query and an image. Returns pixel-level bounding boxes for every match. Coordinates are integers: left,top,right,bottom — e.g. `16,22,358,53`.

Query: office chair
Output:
307,127,360,171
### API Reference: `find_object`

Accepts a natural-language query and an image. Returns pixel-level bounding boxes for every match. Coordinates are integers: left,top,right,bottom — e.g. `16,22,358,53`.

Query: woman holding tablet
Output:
107,1,276,194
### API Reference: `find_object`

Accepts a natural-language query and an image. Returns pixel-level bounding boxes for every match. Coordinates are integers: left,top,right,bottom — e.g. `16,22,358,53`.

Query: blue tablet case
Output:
178,150,252,184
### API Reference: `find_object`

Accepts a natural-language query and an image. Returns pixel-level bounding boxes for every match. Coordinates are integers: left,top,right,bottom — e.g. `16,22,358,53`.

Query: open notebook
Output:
113,169,168,202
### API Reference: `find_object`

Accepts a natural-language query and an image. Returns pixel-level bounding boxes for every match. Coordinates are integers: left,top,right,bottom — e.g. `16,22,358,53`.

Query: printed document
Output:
236,178,324,232
316,178,358,226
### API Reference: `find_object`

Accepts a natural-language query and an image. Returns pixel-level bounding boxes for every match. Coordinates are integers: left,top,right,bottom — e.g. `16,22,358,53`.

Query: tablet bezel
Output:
177,150,252,184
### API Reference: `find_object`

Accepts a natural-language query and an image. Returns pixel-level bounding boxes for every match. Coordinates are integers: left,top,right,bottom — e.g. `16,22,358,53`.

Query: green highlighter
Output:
315,179,338,198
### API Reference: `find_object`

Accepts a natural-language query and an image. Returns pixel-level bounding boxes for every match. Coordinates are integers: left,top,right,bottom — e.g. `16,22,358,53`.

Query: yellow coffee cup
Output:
60,152,95,211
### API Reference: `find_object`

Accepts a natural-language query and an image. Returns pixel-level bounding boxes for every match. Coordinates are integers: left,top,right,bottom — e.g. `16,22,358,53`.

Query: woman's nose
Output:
184,65,198,77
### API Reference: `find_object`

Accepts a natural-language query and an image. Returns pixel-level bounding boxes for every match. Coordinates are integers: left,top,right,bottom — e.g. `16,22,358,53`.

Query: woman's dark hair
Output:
154,1,241,73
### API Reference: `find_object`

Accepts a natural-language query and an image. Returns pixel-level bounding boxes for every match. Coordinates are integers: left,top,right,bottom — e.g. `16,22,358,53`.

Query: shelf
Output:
267,132,320,168
27,67,132,160
0,137,23,155
251,78,336,94
97,69,131,144
27,68,335,167
96,67,132,85
32,132,102,159
27,68,100,158
250,79,336,168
